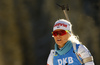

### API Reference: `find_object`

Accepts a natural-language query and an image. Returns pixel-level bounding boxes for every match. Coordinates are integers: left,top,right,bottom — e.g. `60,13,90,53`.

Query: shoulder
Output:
49,49,55,55
48,49,55,58
77,44,95,64
73,43,92,58
47,50,55,65
77,44,92,58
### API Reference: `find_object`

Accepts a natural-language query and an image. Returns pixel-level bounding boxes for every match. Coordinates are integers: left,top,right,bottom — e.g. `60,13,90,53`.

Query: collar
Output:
55,41,72,55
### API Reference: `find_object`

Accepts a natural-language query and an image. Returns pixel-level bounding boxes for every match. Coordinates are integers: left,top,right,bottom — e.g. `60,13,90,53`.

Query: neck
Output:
58,42,67,48
55,41,73,55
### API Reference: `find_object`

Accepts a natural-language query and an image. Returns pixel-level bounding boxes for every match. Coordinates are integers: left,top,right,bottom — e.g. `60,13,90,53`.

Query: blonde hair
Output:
68,32,82,44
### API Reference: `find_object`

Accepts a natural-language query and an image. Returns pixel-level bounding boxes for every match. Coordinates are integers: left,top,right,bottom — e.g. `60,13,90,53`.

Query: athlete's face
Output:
53,29,71,48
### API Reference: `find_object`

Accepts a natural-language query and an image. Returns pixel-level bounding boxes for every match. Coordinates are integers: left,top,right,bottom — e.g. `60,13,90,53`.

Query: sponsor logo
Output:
54,23,67,28
57,57,73,65
54,52,58,56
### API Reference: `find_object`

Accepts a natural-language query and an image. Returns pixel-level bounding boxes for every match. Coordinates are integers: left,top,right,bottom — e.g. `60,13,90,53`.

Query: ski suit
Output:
47,41,94,65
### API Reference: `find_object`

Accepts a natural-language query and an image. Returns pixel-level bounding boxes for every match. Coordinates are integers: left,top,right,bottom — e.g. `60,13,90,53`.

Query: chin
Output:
56,42,62,45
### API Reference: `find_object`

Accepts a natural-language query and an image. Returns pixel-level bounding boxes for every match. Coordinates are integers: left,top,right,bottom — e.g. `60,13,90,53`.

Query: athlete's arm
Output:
78,44,95,65
47,50,55,65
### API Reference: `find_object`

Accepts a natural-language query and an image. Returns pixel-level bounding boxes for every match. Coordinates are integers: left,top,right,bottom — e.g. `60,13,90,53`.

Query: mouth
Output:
57,39,61,41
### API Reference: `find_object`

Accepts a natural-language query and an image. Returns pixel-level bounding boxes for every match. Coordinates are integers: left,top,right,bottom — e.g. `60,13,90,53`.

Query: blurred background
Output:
0,0,100,65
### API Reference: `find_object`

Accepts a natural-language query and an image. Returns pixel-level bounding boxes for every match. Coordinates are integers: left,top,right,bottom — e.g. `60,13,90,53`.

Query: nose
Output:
56,34,60,37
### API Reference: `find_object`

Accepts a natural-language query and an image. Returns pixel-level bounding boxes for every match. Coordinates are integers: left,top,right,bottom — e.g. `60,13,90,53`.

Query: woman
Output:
47,19,94,65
